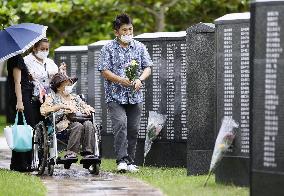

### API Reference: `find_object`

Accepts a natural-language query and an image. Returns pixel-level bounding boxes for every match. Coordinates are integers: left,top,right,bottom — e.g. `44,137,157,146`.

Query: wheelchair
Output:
31,112,101,176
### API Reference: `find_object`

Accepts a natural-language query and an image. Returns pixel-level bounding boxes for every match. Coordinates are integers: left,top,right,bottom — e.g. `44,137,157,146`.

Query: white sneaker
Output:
127,164,139,173
117,162,127,172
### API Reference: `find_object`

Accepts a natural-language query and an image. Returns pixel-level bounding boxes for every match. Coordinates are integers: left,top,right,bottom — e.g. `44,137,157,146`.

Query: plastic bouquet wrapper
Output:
143,111,167,165
204,116,239,187
125,60,139,82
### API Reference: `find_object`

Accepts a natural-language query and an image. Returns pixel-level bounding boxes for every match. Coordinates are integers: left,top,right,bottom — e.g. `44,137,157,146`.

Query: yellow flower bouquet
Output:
125,60,139,82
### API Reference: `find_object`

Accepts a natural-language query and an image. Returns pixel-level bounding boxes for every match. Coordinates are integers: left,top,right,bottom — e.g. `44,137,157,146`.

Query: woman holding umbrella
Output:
0,23,48,172
7,54,36,171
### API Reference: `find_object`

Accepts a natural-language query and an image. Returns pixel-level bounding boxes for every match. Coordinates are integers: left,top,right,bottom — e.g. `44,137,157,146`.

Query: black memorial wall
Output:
250,1,284,195
215,13,250,186
134,32,188,167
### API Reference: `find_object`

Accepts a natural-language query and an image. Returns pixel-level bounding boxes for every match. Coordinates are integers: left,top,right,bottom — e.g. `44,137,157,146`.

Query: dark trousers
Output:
107,101,142,164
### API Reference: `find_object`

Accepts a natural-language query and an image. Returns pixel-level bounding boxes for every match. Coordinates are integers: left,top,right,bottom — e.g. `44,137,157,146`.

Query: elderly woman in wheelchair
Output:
35,73,100,175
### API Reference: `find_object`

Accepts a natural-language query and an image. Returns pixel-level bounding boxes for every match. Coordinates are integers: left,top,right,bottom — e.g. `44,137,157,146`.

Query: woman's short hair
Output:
113,13,132,30
33,38,49,49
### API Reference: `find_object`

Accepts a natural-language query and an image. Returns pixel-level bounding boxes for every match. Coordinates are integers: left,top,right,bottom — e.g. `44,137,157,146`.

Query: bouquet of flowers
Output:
143,111,167,165
203,116,239,187
125,60,139,82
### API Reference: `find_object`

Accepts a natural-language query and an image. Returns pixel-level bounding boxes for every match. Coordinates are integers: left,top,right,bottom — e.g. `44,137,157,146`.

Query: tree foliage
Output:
0,0,249,52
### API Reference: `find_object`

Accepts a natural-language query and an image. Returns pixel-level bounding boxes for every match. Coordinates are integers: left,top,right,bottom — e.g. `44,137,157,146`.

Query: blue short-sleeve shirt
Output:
98,39,153,104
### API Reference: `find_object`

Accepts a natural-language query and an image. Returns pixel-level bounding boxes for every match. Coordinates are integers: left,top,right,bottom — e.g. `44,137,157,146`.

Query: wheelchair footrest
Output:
80,157,101,165
56,157,78,164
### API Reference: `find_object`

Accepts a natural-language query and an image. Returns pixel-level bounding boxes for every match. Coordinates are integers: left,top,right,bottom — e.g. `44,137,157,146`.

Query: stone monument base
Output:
215,157,249,187
187,150,212,175
101,136,187,167
251,172,284,196
135,140,187,167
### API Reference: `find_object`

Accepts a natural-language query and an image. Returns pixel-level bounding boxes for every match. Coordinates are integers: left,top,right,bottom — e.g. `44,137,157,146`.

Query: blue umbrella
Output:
0,23,47,62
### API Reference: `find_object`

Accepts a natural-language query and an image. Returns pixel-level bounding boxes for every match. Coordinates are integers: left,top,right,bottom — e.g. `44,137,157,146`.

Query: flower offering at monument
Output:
204,116,239,186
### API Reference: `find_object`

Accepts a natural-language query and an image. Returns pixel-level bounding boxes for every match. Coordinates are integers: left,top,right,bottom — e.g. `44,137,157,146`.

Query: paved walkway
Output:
0,137,163,196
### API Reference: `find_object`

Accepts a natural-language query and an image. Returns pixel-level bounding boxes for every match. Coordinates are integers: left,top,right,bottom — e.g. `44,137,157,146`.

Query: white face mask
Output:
63,81,77,95
120,34,133,44
35,51,49,60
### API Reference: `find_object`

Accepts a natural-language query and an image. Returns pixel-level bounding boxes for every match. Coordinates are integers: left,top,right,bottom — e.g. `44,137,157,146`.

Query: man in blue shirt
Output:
98,13,152,172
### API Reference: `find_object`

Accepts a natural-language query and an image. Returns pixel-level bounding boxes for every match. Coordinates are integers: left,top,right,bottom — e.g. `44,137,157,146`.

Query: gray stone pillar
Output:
186,23,216,175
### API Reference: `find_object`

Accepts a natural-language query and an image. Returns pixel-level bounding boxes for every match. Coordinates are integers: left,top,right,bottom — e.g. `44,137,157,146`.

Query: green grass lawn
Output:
0,115,249,196
0,169,46,196
101,159,249,196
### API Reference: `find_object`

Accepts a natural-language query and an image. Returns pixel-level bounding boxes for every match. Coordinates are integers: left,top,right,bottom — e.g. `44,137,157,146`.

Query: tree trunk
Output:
155,9,165,32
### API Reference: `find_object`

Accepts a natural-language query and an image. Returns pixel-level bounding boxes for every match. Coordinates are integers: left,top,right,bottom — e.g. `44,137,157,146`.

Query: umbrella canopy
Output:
0,23,47,63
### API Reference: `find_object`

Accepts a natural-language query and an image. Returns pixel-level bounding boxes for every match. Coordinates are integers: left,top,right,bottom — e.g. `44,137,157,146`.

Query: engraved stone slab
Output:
250,1,284,195
215,13,250,186
134,32,188,167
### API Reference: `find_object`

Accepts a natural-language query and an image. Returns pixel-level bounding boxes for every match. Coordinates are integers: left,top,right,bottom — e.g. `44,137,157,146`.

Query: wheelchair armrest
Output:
68,114,91,122
45,112,64,124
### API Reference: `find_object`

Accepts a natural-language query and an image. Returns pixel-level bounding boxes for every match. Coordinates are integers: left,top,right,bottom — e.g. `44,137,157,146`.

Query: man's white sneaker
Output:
127,164,139,173
117,162,127,172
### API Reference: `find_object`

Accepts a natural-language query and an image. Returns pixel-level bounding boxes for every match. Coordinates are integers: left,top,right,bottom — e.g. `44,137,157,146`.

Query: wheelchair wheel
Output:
89,163,100,175
64,163,71,169
34,122,48,175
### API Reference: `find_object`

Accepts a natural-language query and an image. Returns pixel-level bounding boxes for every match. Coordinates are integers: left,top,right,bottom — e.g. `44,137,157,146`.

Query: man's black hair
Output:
113,13,132,30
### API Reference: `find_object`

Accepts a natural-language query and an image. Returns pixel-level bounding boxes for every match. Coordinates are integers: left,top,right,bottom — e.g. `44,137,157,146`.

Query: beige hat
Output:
50,73,77,91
